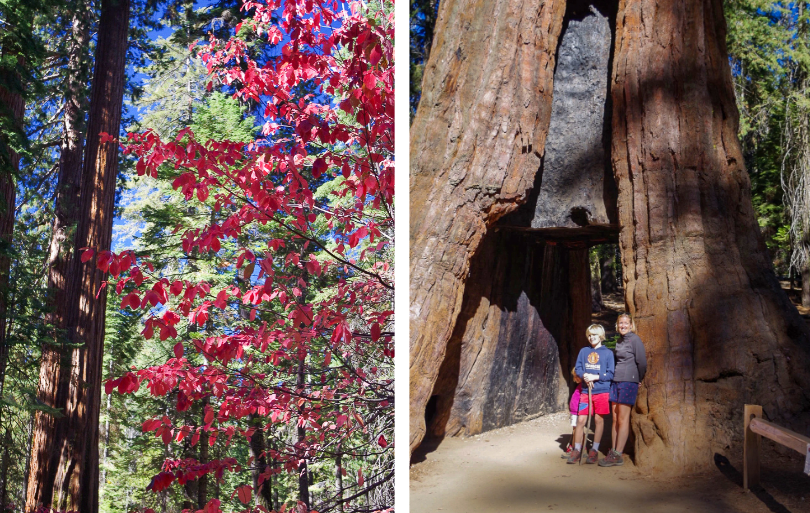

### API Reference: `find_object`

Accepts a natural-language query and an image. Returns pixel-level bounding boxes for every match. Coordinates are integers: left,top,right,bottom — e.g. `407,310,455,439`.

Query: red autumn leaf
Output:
117,372,140,394
173,342,183,359
96,250,113,272
105,378,121,395
142,419,161,433
120,292,140,310
203,498,221,513
177,391,191,412
169,280,183,296
146,471,175,492
81,248,95,263
378,434,387,448
235,485,252,505
363,72,376,90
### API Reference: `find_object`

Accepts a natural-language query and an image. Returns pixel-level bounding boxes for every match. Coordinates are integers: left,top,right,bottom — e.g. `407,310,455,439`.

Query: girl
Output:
562,368,583,458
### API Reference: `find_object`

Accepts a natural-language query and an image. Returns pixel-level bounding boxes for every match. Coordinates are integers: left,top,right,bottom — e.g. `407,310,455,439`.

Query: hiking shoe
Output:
566,449,581,464
598,449,624,467
561,445,573,459
585,449,599,464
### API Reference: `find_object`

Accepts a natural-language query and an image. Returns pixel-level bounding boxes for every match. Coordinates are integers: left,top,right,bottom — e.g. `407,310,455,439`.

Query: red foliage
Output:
94,0,394,510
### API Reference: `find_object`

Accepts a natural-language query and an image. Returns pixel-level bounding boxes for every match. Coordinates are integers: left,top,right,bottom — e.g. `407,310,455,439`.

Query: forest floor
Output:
409,411,810,513
409,287,810,513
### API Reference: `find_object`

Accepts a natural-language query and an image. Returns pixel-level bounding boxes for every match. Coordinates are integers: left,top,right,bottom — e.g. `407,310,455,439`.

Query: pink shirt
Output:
569,382,583,415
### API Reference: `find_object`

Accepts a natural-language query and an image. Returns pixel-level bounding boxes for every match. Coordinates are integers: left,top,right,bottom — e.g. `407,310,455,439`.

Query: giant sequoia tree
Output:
26,0,131,511
410,0,810,474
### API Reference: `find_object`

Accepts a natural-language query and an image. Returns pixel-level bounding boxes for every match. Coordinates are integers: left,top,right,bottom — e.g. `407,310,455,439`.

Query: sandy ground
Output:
410,412,810,513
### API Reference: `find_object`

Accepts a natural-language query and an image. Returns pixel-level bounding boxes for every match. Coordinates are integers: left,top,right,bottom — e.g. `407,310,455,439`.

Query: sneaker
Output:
585,449,599,464
566,448,581,464
598,449,624,467
561,445,573,459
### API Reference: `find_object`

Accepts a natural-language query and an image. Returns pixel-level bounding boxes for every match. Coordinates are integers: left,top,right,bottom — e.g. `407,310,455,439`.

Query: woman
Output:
600,313,646,467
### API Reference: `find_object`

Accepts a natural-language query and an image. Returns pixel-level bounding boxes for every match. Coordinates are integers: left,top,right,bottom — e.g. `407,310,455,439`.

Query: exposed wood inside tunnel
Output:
425,230,626,439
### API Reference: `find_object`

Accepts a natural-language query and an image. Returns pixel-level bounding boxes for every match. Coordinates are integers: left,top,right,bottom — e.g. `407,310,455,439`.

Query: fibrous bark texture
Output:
427,231,593,437
0,49,24,416
0,45,24,513
409,0,566,452
27,7,91,510
27,0,130,510
611,0,810,474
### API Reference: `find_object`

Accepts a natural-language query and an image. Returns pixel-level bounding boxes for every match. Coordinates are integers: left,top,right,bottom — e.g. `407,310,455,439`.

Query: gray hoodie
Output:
613,332,647,383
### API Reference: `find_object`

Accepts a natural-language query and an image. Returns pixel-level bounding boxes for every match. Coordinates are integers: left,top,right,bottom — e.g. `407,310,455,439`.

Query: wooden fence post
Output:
743,404,762,491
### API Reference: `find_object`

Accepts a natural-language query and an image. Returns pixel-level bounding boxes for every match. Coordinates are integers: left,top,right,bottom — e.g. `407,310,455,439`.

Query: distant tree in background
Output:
409,0,437,121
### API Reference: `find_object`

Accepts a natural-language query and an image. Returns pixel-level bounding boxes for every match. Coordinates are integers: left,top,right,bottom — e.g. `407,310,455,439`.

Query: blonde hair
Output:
615,313,636,332
586,324,606,341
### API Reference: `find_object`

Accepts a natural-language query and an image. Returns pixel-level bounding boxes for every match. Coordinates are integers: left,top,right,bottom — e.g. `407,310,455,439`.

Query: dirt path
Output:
410,412,810,513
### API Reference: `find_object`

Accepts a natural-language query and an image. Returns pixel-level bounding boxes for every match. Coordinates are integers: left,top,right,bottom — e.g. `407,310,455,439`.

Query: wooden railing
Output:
743,404,810,491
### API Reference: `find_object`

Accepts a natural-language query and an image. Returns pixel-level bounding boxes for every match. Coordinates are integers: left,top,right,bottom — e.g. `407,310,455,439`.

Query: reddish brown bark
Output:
0,45,24,513
26,7,91,510
26,0,130,510
409,0,566,452
0,49,24,416
611,0,810,473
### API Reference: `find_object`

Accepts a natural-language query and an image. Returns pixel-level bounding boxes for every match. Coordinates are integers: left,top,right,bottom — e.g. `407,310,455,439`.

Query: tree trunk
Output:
590,249,603,312
247,414,273,508
26,5,91,511
26,0,130,510
335,449,343,513
297,355,310,508
296,262,310,508
599,246,618,293
409,0,567,453
611,0,810,474
0,34,26,436
0,32,24,513
802,261,810,308
1,428,10,513
198,396,209,509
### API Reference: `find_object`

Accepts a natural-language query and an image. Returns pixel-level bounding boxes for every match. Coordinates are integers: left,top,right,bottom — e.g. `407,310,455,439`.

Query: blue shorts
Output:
609,381,639,405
